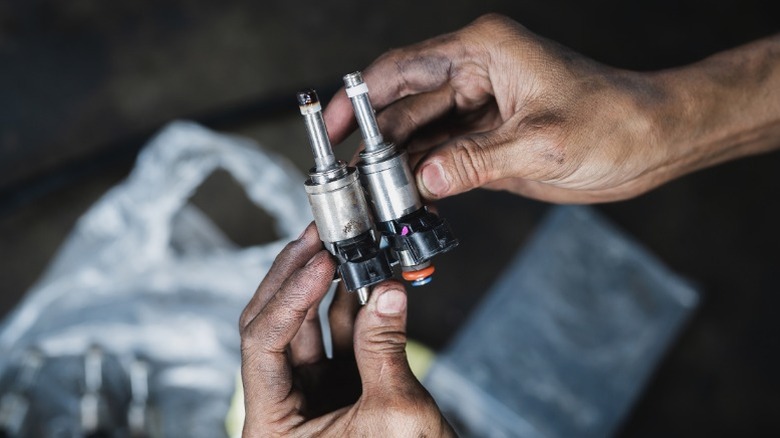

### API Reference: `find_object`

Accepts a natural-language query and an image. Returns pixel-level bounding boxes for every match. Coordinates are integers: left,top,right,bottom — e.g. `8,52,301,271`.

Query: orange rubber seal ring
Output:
402,265,436,282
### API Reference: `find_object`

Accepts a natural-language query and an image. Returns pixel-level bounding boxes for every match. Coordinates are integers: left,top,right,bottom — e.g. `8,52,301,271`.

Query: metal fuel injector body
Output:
298,89,392,305
343,72,459,286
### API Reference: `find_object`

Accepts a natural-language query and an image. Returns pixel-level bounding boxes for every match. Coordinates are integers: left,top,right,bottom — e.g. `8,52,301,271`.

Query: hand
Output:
239,223,454,437
324,14,780,203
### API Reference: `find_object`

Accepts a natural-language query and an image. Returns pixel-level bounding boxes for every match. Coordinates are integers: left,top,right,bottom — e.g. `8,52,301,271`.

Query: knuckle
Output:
269,239,301,271
449,137,493,189
360,328,407,355
469,13,528,47
474,12,506,25
305,250,336,276
384,108,421,144
375,47,407,78
383,47,406,64
239,307,253,332
240,336,259,358
472,13,515,32
281,236,306,256
252,312,291,351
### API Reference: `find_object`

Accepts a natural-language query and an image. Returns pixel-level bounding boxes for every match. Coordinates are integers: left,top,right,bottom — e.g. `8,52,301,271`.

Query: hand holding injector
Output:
298,71,458,304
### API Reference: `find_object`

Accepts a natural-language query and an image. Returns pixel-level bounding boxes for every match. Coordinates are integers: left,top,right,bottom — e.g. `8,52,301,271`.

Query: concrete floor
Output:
2,0,779,435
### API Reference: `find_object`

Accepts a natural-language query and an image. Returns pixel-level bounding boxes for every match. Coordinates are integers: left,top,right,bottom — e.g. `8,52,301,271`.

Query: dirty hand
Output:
324,14,780,203
239,223,454,437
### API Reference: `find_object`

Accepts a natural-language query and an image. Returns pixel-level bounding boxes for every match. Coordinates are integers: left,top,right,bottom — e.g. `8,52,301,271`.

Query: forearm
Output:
657,34,780,180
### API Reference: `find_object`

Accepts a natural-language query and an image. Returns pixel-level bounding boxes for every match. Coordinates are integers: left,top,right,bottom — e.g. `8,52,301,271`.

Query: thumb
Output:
353,281,418,395
416,131,513,200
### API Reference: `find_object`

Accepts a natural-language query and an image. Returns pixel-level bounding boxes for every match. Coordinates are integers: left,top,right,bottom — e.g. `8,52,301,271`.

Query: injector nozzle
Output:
298,89,393,305
343,72,459,286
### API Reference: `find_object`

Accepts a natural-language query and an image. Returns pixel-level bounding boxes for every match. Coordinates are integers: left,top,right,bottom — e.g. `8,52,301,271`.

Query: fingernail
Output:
421,162,449,197
376,288,406,316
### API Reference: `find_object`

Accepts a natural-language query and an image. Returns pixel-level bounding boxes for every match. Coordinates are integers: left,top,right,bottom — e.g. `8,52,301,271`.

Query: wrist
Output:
650,35,780,181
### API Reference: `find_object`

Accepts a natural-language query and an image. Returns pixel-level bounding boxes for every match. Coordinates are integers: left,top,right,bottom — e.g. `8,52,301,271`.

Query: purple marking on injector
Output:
401,226,410,236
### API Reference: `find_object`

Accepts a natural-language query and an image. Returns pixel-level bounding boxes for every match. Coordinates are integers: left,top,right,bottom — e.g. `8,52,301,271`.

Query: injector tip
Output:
296,89,320,107
343,71,364,87
357,287,370,305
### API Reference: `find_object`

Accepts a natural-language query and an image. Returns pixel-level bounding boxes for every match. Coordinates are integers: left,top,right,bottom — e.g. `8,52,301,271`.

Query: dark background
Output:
1,0,778,435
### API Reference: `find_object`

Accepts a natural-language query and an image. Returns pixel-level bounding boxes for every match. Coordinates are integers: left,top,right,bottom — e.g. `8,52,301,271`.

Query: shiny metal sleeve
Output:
304,168,373,244
359,151,423,223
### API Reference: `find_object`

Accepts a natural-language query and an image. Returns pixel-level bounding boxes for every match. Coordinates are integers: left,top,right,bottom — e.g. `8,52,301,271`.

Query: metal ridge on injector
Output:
342,72,459,287
297,88,392,305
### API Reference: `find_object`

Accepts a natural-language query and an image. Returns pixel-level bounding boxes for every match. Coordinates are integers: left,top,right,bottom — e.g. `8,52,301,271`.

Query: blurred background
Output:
1,0,778,435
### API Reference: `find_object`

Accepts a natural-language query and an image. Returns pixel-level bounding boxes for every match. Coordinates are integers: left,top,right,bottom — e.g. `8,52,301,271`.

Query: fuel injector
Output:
343,72,459,286
298,89,393,305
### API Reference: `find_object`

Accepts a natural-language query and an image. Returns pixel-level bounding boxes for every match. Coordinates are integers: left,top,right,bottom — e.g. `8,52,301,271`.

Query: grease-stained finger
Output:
376,86,456,147
328,281,360,357
239,222,321,330
289,296,326,366
323,32,466,144
241,250,336,404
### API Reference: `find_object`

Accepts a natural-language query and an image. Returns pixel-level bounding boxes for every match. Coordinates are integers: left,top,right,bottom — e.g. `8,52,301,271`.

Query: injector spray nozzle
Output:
298,89,393,305
342,72,459,286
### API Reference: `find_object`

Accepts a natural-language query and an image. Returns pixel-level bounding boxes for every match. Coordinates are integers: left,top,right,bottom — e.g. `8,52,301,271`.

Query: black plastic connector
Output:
332,230,393,291
379,207,459,267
